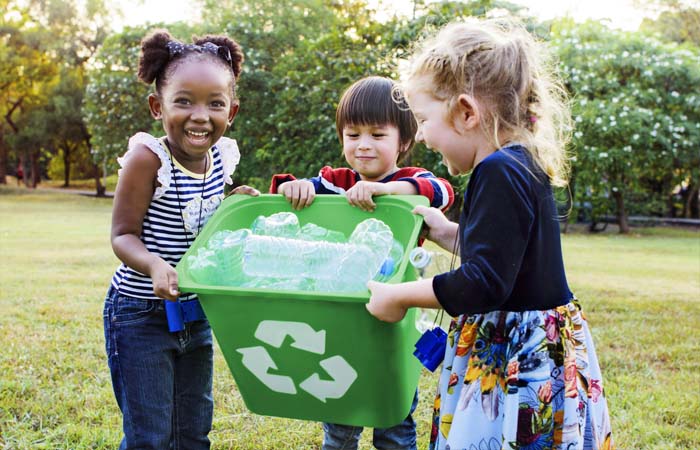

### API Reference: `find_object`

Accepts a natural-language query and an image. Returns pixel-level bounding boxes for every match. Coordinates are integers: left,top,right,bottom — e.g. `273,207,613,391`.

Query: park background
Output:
1,0,699,448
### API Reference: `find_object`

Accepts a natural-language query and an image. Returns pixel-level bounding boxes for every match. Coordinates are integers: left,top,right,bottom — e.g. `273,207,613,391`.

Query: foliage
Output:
83,26,159,173
553,20,700,226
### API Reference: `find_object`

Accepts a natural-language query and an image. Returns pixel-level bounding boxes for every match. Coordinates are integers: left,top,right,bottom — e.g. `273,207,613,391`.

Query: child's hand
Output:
279,180,316,210
150,258,180,301
228,185,261,197
413,205,449,238
345,181,388,212
413,205,459,251
366,281,407,322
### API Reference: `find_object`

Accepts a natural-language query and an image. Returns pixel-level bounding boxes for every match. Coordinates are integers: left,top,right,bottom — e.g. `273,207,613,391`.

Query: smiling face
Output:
342,123,405,181
407,87,492,176
149,58,238,167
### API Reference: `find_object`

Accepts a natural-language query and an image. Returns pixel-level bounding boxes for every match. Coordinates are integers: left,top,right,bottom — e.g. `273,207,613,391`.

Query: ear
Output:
456,94,480,131
148,93,162,120
227,103,240,126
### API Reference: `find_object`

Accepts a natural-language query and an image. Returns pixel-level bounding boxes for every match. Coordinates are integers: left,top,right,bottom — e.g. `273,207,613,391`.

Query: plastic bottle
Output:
250,212,300,238
240,218,394,292
298,222,347,243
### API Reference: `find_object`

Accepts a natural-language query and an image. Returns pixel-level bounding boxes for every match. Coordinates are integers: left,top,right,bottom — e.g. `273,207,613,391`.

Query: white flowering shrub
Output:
553,21,700,228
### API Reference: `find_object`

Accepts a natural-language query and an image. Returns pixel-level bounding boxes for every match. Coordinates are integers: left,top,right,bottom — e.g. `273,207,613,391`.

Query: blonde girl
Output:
366,19,614,450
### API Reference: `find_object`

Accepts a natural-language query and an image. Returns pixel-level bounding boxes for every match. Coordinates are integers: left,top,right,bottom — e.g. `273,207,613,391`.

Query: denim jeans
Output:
322,390,419,450
103,287,214,450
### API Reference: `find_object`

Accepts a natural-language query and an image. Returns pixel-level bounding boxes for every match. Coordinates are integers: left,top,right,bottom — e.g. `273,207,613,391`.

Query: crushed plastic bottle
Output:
191,215,398,293
250,212,300,238
298,222,347,243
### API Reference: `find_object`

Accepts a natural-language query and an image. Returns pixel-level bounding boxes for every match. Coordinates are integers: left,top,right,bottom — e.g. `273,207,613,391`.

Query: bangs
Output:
335,76,416,150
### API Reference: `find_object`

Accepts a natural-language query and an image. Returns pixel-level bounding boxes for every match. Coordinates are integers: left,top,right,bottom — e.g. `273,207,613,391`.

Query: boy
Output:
270,76,454,450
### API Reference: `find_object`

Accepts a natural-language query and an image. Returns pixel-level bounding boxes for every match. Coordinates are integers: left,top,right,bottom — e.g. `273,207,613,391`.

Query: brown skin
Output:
111,58,259,301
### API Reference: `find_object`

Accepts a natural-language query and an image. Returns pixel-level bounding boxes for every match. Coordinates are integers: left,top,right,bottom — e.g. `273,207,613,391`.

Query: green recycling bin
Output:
176,194,427,428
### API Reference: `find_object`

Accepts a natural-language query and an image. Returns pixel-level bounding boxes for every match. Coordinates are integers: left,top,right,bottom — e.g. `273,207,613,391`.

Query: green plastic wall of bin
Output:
176,194,428,428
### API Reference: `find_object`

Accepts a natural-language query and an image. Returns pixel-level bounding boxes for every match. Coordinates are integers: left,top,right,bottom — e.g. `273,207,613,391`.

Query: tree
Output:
553,20,700,231
637,0,700,45
200,0,347,188
83,26,163,184
0,0,57,185
1,0,110,188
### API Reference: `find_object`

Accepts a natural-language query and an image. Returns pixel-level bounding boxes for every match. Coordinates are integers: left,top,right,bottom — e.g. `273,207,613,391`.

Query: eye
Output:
372,133,386,138
174,97,191,105
211,100,226,108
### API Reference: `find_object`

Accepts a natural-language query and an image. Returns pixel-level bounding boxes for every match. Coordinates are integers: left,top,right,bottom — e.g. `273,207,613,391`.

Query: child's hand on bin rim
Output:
366,280,408,323
278,180,316,210
227,185,261,197
345,181,388,212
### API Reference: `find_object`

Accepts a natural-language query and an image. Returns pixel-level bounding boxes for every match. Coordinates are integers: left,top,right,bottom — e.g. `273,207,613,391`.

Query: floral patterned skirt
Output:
429,301,614,450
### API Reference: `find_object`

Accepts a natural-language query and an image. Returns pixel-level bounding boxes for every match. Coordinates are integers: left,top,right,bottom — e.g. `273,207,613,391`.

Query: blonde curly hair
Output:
400,18,572,187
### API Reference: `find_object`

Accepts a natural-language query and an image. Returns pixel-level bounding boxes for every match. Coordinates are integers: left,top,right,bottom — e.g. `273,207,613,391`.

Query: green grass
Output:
1,186,699,449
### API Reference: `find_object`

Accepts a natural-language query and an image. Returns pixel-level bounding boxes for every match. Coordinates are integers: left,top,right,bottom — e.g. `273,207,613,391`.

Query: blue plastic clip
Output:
413,327,447,372
165,299,206,332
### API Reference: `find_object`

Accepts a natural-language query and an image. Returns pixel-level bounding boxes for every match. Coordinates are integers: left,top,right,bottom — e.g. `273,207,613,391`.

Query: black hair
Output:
137,29,244,100
336,76,417,161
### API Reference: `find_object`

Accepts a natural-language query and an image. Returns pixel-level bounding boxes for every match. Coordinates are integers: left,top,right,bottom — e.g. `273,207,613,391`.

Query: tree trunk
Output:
29,150,41,188
93,161,106,197
0,133,7,184
612,190,630,233
668,193,677,218
686,184,699,219
63,144,71,187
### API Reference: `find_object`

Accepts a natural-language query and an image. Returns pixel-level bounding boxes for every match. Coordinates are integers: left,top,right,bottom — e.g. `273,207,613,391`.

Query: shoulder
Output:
118,132,172,199
119,133,164,172
473,145,536,184
319,166,355,179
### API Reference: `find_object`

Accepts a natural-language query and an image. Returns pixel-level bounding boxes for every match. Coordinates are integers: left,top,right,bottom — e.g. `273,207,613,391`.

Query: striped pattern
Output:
111,145,226,300
269,166,455,212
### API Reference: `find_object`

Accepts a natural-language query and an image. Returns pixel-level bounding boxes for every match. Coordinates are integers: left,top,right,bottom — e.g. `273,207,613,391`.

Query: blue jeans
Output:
322,390,419,450
103,287,213,450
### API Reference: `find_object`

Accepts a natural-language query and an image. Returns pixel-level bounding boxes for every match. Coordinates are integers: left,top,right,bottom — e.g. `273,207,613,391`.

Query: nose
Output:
190,104,209,122
357,135,372,151
415,128,424,144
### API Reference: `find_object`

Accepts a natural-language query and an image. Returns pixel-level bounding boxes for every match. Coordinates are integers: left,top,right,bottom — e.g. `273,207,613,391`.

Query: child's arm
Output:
366,278,440,322
111,145,180,301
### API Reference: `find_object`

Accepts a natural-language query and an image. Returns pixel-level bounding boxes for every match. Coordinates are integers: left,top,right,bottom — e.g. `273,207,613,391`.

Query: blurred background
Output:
1,0,698,232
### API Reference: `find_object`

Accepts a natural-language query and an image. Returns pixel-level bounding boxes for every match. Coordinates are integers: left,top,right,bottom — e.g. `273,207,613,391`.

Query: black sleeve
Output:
432,158,535,315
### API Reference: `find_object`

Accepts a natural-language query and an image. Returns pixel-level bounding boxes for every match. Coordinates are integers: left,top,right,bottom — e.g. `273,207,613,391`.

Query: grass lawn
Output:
1,186,698,449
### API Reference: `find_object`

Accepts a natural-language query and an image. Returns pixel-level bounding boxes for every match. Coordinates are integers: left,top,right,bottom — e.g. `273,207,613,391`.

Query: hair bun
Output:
138,29,174,84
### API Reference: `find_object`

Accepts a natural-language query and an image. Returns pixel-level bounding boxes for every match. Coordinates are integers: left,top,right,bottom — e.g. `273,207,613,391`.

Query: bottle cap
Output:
379,257,395,277
408,247,431,269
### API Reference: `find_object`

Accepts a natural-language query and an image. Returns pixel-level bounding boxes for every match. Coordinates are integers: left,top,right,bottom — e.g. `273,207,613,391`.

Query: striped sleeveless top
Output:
111,132,240,300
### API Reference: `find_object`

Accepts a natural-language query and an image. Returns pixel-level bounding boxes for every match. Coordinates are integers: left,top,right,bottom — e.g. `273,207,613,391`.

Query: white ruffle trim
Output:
217,137,240,185
117,133,240,199
117,132,173,200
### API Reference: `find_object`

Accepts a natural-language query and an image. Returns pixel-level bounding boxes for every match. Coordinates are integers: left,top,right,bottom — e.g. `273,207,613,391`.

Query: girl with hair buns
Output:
104,28,258,449
366,19,614,450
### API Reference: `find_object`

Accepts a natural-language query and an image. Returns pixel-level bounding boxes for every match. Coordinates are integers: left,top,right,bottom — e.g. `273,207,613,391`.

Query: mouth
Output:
186,130,211,143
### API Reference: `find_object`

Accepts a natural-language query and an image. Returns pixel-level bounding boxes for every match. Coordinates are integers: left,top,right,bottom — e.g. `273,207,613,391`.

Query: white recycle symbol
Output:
236,320,358,403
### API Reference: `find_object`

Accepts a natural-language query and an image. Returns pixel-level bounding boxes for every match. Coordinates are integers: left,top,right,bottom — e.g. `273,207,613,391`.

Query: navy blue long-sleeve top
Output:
432,145,573,316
